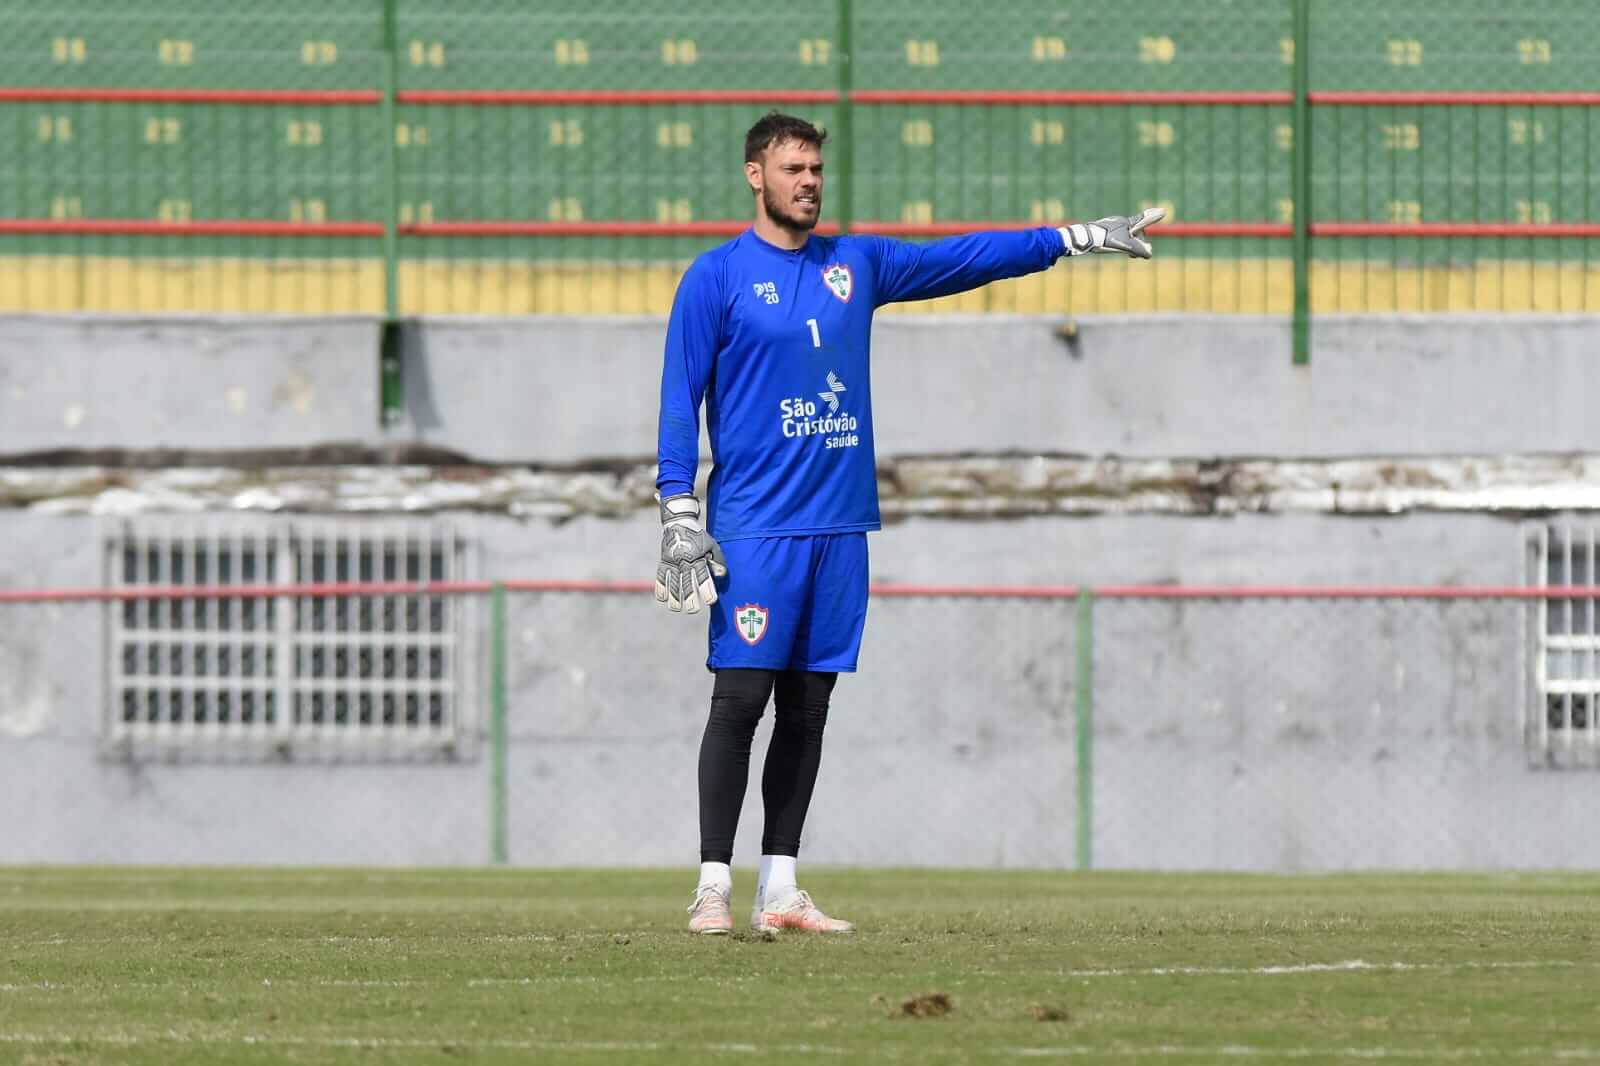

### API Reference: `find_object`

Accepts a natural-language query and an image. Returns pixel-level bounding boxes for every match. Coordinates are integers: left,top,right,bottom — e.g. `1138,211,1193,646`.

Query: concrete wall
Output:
4,314,1598,460
2,313,1596,871
2,506,1592,871
0,317,379,453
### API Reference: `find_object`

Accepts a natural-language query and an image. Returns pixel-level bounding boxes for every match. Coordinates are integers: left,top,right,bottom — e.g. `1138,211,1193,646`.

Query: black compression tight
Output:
698,668,837,864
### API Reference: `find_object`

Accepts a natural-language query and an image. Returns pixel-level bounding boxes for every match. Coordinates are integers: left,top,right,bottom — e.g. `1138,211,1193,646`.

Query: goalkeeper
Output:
656,111,1161,935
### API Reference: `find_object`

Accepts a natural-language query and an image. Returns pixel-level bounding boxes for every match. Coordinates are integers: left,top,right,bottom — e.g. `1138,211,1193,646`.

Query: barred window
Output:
1528,524,1600,768
105,519,474,759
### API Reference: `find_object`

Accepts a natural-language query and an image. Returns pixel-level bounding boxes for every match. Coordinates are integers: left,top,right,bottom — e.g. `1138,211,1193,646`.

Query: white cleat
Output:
687,885,733,935
751,888,855,934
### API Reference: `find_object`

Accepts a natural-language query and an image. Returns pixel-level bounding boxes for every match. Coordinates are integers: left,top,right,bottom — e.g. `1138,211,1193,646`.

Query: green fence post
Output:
835,0,853,233
1075,588,1094,872
379,0,404,424
490,582,509,866
1291,0,1312,365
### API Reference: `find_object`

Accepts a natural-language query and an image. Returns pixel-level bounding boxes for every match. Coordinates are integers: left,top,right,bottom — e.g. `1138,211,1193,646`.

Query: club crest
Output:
821,263,853,303
734,603,769,645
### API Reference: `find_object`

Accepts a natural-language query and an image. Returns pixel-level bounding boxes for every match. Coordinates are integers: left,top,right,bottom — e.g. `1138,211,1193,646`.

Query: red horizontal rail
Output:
0,219,384,237
500,583,1600,601
0,87,382,105
851,90,1293,106
4,581,1597,606
1095,585,1600,600
12,219,1592,241
1311,91,1600,107
10,88,1598,109
0,581,495,605
397,89,839,106
850,221,1289,238
502,580,652,595
1313,222,1600,238
869,583,1082,600
401,221,840,238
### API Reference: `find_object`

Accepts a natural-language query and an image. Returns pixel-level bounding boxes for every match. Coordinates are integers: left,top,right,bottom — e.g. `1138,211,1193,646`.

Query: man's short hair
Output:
744,111,828,164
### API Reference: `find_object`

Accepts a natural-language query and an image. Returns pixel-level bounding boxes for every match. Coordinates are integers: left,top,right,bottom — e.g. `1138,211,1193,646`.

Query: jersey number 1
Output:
806,318,822,348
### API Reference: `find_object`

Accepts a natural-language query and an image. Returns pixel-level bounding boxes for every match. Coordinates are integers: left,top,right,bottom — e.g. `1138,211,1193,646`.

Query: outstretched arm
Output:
866,227,1065,307
867,207,1165,307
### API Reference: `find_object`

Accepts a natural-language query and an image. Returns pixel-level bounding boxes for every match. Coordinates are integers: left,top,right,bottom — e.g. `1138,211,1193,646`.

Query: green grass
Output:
2,868,1597,1065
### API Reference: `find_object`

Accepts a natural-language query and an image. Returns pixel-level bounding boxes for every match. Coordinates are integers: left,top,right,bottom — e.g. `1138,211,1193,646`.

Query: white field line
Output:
0,1033,849,1055
1005,1048,1600,1060
20,932,572,946
0,975,767,992
0,872,532,887
1012,958,1588,979
1,958,1589,994
6,898,562,913
1,1033,1598,1061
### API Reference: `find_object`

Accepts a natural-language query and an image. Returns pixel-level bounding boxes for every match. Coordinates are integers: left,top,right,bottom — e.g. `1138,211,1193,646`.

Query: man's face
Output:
749,139,823,231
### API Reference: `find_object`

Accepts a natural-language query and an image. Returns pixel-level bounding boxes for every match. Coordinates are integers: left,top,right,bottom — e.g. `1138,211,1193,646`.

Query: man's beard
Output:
763,184,819,233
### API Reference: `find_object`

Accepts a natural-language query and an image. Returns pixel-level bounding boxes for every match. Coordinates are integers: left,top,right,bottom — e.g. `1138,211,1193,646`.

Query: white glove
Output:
1059,207,1166,259
655,494,728,614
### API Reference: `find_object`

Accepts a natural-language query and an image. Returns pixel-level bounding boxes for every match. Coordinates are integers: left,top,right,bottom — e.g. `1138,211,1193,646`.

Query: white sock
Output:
698,861,732,896
759,854,797,903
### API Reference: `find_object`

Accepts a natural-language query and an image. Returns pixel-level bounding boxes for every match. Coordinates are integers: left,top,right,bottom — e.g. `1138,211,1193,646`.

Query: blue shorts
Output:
707,533,869,673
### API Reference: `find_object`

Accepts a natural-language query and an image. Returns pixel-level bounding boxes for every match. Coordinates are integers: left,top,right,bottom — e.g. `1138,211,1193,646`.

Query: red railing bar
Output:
397,89,840,106
851,90,1293,106
482,579,1086,600
8,88,1596,109
0,219,385,237
5,581,1595,605
482,579,1085,599
11,219,1590,241
868,583,1082,600
401,221,841,237
1311,91,1600,107
0,581,495,605
0,87,382,105
393,220,1600,240
1313,222,1600,238
1094,585,1600,601
850,221,1290,238
501,580,653,595
0,579,1074,603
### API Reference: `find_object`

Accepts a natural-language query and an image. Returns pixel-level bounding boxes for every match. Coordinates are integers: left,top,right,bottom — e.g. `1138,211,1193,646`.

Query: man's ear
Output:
744,161,761,195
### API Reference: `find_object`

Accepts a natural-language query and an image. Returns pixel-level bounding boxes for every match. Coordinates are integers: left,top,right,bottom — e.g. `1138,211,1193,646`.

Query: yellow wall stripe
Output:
3,257,1598,316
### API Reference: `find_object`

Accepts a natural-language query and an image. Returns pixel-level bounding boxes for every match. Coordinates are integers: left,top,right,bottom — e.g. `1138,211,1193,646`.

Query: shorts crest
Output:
734,603,769,645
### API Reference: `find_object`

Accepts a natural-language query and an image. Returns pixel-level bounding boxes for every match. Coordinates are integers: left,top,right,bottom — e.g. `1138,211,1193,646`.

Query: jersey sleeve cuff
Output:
1045,225,1068,260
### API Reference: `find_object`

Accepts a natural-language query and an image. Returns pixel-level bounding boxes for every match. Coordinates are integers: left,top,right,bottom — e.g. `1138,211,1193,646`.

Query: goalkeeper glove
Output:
1059,206,1166,259
655,493,728,614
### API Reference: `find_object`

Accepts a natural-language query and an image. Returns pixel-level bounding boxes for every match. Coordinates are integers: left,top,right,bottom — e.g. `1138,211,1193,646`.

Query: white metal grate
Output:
1527,523,1600,769
105,518,474,759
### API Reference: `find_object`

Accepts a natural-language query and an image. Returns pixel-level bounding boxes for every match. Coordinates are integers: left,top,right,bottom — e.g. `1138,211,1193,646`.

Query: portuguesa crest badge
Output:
735,604,769,645
821,263,852,303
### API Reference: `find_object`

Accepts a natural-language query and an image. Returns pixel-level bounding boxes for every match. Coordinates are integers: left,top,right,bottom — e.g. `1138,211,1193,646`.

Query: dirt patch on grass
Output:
891,992,954,1019
1028,1002,1070,1022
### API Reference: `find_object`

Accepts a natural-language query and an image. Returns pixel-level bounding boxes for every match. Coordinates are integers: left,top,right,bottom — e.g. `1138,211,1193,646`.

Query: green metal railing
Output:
8,575,1594,867
1292,0,1313,363
1074,588,1094,871
3,0,1598,351
490,580,508,866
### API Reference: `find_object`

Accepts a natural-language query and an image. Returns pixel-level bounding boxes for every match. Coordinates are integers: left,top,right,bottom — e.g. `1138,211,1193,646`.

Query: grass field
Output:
2,868,1597,1065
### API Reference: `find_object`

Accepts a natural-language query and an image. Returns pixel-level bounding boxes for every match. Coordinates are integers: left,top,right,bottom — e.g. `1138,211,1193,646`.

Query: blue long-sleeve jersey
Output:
656,226,1067,541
